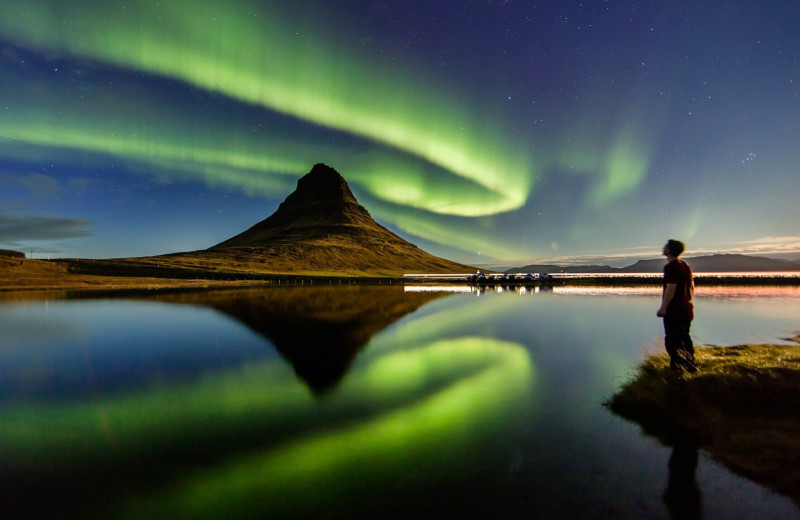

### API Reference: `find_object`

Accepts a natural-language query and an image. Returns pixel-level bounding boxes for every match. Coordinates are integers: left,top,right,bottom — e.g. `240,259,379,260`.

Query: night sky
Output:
1,1,798,267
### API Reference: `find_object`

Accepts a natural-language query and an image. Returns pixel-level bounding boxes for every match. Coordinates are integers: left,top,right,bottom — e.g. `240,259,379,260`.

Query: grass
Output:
0,236,478,292
0,257,277,293
606,337,800,505
0,255,424,293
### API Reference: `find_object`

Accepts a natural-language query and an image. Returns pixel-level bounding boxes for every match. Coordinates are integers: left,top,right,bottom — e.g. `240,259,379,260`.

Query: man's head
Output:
663,239,685,258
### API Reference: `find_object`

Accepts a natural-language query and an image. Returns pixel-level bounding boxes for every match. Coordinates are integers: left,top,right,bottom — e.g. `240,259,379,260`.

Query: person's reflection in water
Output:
663,439,703,520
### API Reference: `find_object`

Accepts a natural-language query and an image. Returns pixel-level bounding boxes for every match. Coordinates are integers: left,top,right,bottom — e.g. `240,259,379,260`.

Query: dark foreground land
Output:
607,337,800,506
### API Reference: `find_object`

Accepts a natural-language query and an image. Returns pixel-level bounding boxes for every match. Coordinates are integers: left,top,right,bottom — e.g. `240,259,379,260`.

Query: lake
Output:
1,284,799,519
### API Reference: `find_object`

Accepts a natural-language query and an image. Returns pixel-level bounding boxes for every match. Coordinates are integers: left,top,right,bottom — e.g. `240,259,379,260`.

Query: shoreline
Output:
606,340,800,506
4,276,800,295
2,257,800,294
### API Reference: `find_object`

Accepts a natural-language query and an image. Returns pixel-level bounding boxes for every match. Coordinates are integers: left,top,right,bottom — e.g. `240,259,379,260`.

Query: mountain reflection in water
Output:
153,285,448,393
1,286,537,520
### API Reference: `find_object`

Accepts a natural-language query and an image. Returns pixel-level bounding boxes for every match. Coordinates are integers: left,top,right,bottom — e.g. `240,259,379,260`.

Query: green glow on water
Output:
0,333,534,518
121,338,535,519
0,363,310,467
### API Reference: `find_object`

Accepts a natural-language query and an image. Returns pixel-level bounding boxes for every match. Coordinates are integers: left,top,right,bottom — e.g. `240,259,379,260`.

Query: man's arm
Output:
657,283,676,317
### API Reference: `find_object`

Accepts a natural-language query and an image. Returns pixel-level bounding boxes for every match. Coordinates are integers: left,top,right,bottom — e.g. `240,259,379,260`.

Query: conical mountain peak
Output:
286,163,358,207
213,163,387,247
208,163,477,275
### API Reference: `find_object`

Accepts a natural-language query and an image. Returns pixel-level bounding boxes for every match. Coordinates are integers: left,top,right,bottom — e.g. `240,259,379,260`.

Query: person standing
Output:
657,239,697,373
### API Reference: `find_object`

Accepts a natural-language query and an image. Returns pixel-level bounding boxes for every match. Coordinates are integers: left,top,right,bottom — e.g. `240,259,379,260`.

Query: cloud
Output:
17,173,61,197
704,236,800,256
510,251,661,268
733,235,800,248
510,237,800,269
0,172,61,198
0,211,93,243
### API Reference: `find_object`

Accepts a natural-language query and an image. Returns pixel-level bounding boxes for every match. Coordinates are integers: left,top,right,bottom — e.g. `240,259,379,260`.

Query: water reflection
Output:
664,440,703,520
2,285,799,519
123,337,534,520
151,286,449,393
0,286,537,519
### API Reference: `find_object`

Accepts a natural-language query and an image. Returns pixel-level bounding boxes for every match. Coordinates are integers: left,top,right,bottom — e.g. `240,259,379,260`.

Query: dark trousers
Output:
663,318,696,372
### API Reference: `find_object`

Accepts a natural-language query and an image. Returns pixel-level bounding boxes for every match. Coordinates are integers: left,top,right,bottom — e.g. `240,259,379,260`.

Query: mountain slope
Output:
150,163,476,276
214,163,416,248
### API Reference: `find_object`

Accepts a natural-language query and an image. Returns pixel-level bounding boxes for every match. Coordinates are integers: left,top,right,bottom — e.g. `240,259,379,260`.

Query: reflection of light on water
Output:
695,286,800,300
549,273,662,279
553,286,800,300
403,285,548,295
121,338,535,518
550,272,800,280
696,272,800,278
553,287,661,296
0,329,535,519
403,285,475,293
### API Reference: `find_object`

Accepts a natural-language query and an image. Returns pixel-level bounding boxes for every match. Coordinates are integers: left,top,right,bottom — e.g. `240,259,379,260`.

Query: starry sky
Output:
1,0,798,267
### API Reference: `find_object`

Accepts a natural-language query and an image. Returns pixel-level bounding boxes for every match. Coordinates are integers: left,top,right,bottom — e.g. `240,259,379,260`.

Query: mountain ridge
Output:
507,253,800,274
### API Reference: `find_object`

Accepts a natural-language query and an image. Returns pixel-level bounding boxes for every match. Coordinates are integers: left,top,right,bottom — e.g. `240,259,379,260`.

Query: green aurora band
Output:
551,106,655,210
0,0,657,260
0,75,517,220
0,0,533,217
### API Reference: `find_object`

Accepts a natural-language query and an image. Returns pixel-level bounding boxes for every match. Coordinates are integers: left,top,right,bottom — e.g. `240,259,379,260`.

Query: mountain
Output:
507,254,800,274
214,162,401,248
150,163,476,276
619,254,800,273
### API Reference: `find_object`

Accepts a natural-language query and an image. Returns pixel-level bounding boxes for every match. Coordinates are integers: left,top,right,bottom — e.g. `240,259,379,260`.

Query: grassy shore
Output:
0,257,280,293
0,257,406,293
606,336,800,505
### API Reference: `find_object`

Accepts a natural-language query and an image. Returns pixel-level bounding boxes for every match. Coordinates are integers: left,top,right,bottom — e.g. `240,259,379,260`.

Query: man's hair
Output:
665,239,685,257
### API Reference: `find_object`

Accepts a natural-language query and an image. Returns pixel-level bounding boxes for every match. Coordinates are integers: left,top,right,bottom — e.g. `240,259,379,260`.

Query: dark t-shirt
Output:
663,259,694,321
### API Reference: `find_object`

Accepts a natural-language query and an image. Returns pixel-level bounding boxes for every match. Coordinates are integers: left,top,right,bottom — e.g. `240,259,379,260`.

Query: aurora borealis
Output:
1,1,799,265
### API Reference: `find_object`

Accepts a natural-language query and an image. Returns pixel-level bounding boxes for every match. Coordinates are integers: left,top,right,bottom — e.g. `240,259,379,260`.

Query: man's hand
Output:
658,283,676,318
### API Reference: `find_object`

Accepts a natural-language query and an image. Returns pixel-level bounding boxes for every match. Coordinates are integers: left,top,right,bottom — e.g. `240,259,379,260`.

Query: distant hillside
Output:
506,264,613,274
620,254,800,273
0,249,25,259
139,163,477,276
508,254,800,274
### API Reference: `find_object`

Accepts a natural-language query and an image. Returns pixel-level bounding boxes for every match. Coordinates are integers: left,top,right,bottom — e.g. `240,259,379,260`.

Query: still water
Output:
1,285,799,519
